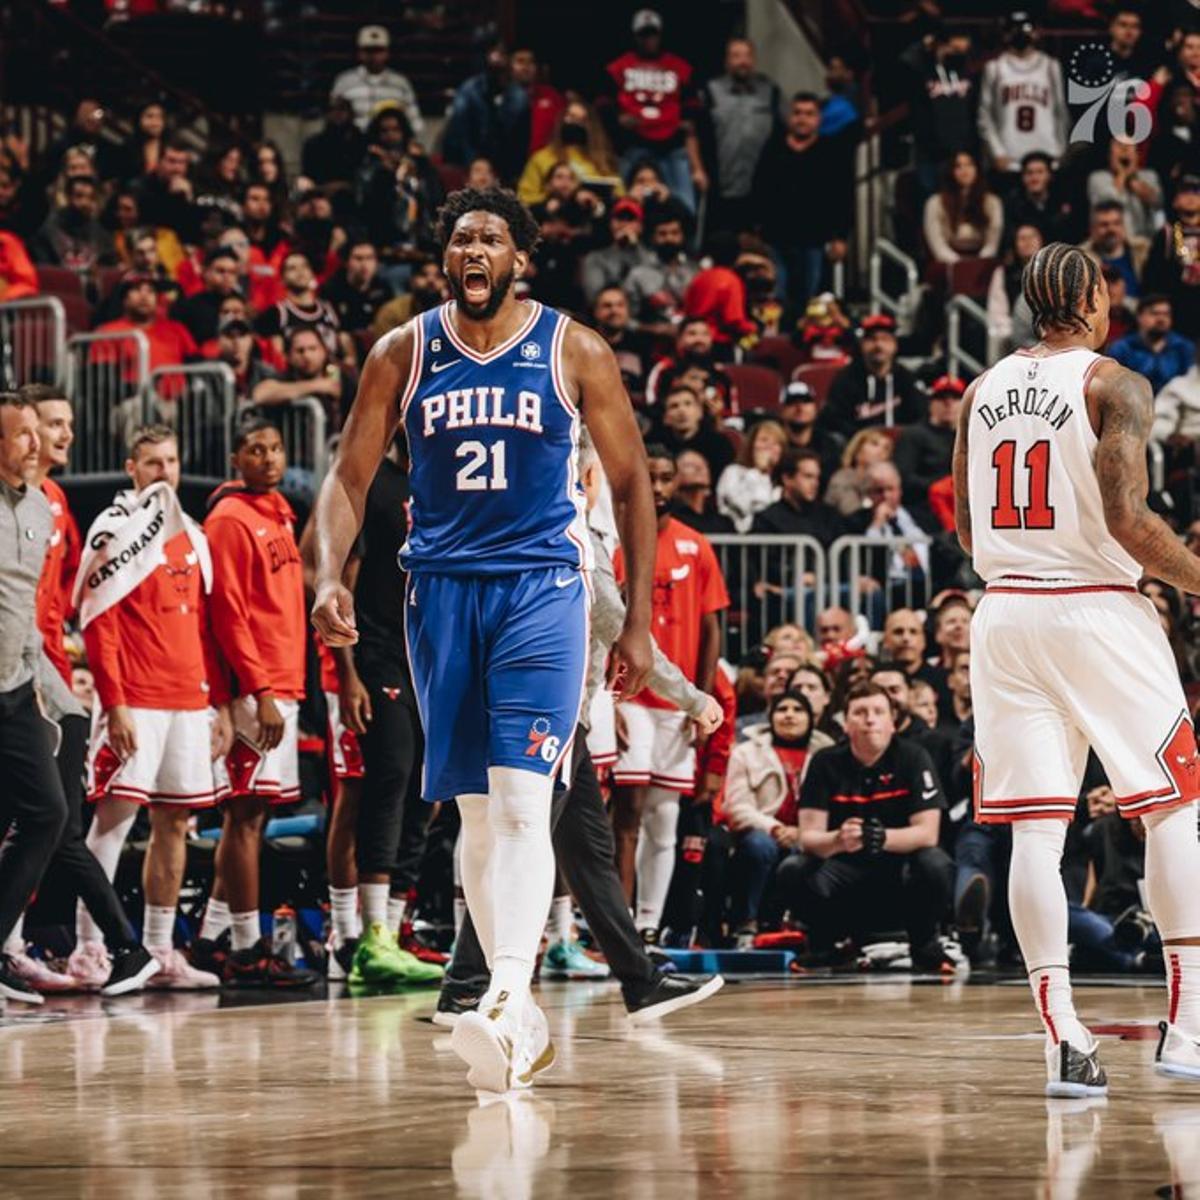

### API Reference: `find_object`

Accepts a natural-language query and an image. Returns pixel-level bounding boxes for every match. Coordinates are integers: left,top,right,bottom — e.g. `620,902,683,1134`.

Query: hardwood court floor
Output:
1,976,1198,1198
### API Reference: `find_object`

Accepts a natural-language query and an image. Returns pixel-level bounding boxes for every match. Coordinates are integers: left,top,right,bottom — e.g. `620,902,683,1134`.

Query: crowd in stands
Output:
2,2,1200,992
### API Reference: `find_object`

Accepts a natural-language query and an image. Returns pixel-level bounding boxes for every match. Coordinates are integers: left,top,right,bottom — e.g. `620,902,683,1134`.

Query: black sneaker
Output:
911,938,967,977
223,939,320,989
955,872,989,958
0,954,45,1005
1047,1039,1109,1098
432,987,482,1028
625,973,724,1025
190,932,231,978
100,944,161,997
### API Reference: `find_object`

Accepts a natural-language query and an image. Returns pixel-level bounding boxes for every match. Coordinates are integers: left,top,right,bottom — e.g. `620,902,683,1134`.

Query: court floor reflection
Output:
1,978,1199,1197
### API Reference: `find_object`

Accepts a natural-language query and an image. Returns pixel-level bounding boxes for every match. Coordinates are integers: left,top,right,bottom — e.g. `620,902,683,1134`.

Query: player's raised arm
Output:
1092,358,1200,595
311,323,412,645
564,320,655,697
952,377,979,556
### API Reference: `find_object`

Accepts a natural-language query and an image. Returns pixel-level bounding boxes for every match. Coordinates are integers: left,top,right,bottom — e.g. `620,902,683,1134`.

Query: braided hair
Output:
1021,242,1101,337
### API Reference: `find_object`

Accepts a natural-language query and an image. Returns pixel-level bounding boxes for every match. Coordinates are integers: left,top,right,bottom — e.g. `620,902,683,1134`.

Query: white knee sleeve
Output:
640,787,680,851
634,786,680,932
77,797,139,945
1008,819,1070,972
1142,802,1200,942
456,793,493,964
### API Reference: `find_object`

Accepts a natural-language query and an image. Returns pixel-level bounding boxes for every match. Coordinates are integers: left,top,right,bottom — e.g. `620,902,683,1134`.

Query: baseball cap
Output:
219,314,252,336
859,313,897,335
782,380,816,405
632,8,663,34
929,374,966,397
612,197,644,221
116,271,155,297
357,24,389,49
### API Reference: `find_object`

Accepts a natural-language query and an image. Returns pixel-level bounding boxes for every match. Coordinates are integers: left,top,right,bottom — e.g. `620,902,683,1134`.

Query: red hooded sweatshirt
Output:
204,482,305,700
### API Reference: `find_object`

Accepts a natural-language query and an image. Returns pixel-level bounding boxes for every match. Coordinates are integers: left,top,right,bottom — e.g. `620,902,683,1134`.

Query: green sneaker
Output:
348,922,444,988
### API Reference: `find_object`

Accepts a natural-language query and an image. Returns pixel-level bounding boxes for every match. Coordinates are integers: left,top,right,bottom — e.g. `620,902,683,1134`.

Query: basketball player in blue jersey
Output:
312,187,655,1093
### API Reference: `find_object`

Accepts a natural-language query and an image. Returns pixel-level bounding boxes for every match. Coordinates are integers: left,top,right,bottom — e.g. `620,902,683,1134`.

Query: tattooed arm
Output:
1092,360,1200,595
952,378,978,557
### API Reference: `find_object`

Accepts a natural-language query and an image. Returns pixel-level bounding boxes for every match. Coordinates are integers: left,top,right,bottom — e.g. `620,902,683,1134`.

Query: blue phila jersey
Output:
399,300,593,576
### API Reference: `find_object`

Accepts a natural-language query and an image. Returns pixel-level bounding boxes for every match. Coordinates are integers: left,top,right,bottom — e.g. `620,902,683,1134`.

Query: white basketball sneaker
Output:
1156,1022,1200,1080
512,999,555,1090
146,948,221,991
1045,1034,1108,1098
451,990,526,1093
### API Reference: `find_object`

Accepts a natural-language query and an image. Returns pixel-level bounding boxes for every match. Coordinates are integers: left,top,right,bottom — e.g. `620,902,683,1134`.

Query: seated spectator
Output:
626,159,693,231
215,225,284,315
517,99,622,206
820,314,924,437
250,326,355,429
1109,295,1195,396
987,224,1043,350
94,273,197,375
241,183,291,278
1152,364,1200,442
1003,151,1071,244
252,140,291,213
717,418,786,532
670,449,735,534
321,239,394,340
369,257,447,339
170,246,241,344
789,663,837,739
893,375,965,513
1143,176,1200,340
0,229,38,300
193,143,245,228
257,251,354,373
112,215,185,284
735,241,791,341
654,383,734,482
590,285,652,396
825,426,893,517
529,163,604,309
0,163,39,240
442,44,530,183
923,151,1003,265
624,212,699,336
1080,200,1149,299
645,316,730,412
199,293,285,372
302,97,368,189
31,175,117,271
1150,84,1200,197
909,679,940,730
783,682,955,971
208,312,281,403
1088,139,1163,243
724,690,815,941
290,188,348,283
860,460,935,608
943,648,972,732
684,234,756,349
132,137,197,243
870,665,952,788
1102,265,1137,348
121,101,168,184
764,622,815,660
581,197,656,306
751,446,846,548
881,607,939,689
330,24,425,139
792,292,854,366
926,595,972,724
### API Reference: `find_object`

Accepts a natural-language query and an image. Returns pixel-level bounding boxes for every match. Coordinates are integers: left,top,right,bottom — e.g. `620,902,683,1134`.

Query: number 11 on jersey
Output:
991,439,1055,530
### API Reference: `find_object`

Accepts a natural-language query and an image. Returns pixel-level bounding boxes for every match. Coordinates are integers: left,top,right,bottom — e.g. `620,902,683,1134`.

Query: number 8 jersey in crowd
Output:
966,346,1140,587
399,300,592,576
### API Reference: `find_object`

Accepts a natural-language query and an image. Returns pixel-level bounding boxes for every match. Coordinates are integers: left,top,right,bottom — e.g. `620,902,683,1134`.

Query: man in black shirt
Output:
893,374,963,515
781,682,956,971
170,248,242,344
751,447,846,547
821,314,925,438
320,239,394,341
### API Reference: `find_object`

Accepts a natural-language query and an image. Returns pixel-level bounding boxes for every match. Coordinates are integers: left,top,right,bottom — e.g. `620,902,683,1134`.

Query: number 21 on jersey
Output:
991,439,1054,530
455,440,508,491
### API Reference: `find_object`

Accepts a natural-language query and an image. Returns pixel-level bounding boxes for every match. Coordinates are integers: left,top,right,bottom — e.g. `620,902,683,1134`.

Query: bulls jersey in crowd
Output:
977,46,1069,166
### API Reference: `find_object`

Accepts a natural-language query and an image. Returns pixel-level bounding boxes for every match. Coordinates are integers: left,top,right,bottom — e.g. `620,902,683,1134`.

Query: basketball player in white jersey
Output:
954,241,1200,1095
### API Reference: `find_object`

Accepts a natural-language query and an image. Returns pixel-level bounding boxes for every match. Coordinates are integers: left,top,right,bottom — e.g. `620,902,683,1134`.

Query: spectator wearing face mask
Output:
519,100,623,207
623,213,699,335
368,257,447,339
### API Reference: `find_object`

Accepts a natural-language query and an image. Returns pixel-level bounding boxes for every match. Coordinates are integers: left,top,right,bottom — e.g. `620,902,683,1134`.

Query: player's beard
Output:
449,266,515,321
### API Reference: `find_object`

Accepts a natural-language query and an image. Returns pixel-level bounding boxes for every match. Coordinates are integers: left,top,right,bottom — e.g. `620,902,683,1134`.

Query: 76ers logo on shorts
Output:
524,717,560,764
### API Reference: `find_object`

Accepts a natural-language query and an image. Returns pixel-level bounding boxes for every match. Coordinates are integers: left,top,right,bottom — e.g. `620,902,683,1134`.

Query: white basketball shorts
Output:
216,695,301,804
87,707,226,807
612,702,696,793
586,688,618,769
324,690,364,783
971,581,1200,823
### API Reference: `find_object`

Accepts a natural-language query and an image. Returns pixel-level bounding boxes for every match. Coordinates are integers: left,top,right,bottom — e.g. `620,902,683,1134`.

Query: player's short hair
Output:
436,187,541,255
234,415,281,452
0,392,36,413
776,447,821,483
16,383,69,408
129,423,177,457
790,91,821,107
1021,241,1101,336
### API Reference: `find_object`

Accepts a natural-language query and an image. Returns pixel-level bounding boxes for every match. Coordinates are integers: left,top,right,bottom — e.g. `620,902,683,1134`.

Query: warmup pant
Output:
782,846,954,954
0,683,69,947
444,733,657,1001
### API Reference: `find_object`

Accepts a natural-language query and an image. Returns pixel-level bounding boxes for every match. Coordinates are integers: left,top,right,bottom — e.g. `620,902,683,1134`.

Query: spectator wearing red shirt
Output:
0,230,38,300
605,9,707,213
511,47,565,156
611,444,729,942
684,233,756,347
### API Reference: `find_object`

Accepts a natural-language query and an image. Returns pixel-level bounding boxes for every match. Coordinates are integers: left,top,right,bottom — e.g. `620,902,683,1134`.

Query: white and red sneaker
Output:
1156,1022,1200,1080
6,951,80,993
67,942,112,991
145,948,221,991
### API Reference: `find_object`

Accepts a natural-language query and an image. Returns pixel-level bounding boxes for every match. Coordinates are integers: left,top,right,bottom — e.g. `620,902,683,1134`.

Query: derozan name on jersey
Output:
975,386,1074,432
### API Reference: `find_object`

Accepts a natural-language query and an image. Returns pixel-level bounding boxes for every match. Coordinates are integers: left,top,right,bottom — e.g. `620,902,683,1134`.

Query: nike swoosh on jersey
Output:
554,574,577,588
922,789,939,801
670,564,691,581
430,359,462,374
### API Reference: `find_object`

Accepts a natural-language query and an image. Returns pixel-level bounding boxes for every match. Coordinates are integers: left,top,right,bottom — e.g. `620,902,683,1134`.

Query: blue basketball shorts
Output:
403,567,590,801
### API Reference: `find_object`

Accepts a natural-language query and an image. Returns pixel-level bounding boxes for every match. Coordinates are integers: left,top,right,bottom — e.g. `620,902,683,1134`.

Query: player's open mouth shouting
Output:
462,262,491,309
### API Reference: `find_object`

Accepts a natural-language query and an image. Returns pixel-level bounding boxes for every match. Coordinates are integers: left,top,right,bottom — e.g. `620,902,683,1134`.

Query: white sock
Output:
549,895,572,945
457,793,495,965
359,882,389,930
143,905,175,952
231,910,260,952
1009,820,1090,1048
482,767,555,1009
3,911,24,956
199,897,232,942
634,787,680,933
387,895,407,935
329,886,360,943
454,895,467,936
1165,946,1200,1039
